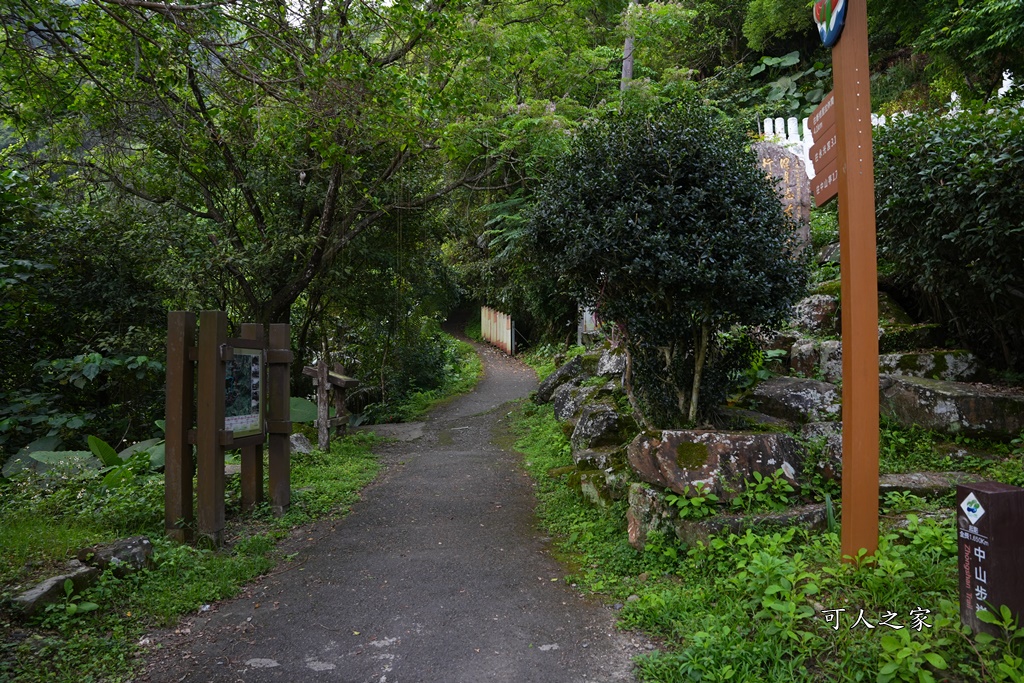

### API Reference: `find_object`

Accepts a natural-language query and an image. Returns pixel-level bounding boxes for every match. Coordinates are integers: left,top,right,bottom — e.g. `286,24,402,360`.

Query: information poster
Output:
224,348,263,437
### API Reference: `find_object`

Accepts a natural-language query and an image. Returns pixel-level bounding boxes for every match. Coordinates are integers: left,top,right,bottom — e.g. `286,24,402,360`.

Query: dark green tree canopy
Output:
530,99,806,424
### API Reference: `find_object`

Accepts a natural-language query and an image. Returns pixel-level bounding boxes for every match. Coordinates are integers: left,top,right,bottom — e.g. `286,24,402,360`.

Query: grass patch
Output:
508,400,1024,683
0,433,382,683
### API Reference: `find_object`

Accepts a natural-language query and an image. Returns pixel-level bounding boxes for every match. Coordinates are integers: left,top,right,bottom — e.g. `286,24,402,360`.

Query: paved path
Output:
144,341,645,682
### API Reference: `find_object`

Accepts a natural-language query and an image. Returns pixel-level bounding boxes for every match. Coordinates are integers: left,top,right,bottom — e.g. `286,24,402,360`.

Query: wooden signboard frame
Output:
165,311,293,545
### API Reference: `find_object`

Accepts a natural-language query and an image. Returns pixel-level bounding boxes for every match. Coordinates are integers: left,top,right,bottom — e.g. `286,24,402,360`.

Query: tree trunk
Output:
688,322,710,424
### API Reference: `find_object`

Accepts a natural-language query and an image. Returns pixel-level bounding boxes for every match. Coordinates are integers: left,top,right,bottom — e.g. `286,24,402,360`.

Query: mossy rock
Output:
878,323,942,353
877,291,916,326
813,279,842,298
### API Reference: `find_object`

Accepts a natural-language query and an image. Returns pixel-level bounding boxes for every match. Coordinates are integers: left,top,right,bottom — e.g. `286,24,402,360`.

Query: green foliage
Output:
875,100,1024,370
730,468,796,513
665,482,720,520
749,51,832,117
529,99,806,426
743,0,817,52
510,399,1024,683
358,332,482,424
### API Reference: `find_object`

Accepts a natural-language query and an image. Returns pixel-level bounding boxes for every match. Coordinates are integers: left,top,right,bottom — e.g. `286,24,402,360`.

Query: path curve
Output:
144,340,645,682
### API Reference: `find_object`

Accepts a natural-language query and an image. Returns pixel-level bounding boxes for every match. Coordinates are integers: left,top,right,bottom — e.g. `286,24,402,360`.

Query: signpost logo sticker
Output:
814,0,847,47
961,493,985,524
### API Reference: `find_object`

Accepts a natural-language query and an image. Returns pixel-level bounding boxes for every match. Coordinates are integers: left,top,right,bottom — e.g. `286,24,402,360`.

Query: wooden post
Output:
239,323,264,512
196,310,228,546
267,323,292,515
316,361,330,451
165,312,195,542
833,0,880,560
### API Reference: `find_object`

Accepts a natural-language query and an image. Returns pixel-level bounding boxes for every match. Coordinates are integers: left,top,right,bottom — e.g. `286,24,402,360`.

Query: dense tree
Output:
1,0,499,326
529,99,806,426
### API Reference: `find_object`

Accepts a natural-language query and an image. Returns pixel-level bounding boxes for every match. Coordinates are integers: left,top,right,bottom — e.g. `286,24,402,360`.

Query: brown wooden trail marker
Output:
302,362,359,451
956,482,1024,636
165,311,293,545
814,0,881,561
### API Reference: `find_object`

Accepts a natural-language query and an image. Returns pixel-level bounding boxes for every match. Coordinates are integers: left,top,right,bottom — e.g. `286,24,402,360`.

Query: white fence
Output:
763,72,1016,182
480,306,515,355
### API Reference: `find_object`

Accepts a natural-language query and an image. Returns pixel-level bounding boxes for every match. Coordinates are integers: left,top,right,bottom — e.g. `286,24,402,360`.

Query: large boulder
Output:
535,355,583,404
570,402,634,453
789,339,820,377
626,430,803,499
551,378,593,423
878,350,982,383
751,377,841,423
596,347,627,378
790,294,839,335
626,484,677,550
879,375,1024,439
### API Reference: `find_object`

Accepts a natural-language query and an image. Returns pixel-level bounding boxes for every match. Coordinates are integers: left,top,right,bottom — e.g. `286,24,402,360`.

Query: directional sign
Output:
809,91,836,139
812,157,839,206
810,124,838,171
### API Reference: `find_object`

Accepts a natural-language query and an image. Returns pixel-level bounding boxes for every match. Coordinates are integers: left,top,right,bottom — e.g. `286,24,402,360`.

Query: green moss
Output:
675,441,709,469
877,292,915,326
879,323,941,353
813,280,842,298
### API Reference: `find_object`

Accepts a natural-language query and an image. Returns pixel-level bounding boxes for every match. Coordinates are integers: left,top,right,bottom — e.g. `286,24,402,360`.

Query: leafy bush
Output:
875,102,1024,370
529,98,806,426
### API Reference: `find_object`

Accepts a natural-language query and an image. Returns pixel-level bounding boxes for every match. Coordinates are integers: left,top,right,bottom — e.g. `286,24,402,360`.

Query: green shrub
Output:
529,98,806,426
875,102,1024,370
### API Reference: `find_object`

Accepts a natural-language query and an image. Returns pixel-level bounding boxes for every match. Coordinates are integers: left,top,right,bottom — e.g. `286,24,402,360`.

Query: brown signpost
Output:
957,482,1024,636
165,311,292,544
831,0,881,561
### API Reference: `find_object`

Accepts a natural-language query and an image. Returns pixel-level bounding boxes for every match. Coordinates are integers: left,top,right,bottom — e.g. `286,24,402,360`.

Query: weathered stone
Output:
819,340,843,383
570,402,629,452
12,561,101,617
626,484,676,550
77,536,154,576
878,323,942,354
878,350,982,382
800,421,843,480
289,433,314,454
551,378,592,423
596,347,627,378
789,339,820,377
673,504,827,545
880,471,985,498
790,295,839,335
535,355,583,404
752,141,811,249
573,446,624,471
626,430,803,499
878,291,915,326
751,377,841,423
766,330,800,354
879,375,1024,439
716,406,792,432
570,470,614,508
818,243,840,264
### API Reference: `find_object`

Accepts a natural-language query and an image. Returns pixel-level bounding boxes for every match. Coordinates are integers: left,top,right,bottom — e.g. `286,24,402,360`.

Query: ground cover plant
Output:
509,399,1024,682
